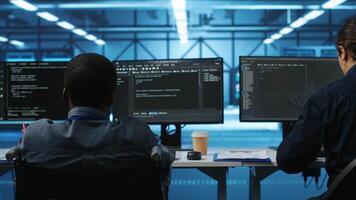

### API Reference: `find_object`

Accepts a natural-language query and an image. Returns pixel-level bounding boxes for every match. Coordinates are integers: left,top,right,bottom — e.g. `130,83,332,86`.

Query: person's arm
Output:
5,140,22,160
277,99,323,173
6,125,26,160
146,129,175,169
124,117,174,168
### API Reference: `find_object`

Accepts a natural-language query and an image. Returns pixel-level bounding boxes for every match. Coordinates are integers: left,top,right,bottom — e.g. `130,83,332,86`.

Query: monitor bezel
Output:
112,57,224,125
239,56,339,122
3,61,69,121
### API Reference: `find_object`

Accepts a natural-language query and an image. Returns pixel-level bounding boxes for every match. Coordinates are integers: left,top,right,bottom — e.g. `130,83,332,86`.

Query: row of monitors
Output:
0,57,342,123
0,58,223,124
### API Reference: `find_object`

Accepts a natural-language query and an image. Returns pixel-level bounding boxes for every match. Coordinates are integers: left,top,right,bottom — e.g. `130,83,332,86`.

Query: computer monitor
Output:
240,57,343,122
112,58,224,124
3,62,67,121
0,63,6,120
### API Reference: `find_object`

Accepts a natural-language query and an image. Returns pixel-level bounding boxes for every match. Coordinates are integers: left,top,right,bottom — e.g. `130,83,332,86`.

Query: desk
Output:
0,148,238,200
172,151,241,200
0,148,325,200
241,150,325,200
174,149,325,200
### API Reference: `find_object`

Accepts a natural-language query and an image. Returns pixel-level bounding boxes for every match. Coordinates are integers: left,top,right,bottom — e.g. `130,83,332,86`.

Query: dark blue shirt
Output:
19,107,173,169
277,65,356,184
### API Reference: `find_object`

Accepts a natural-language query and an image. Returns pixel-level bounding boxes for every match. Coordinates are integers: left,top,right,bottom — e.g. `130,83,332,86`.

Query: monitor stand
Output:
268,121,297,150
160,123,182,150
282,121,296,139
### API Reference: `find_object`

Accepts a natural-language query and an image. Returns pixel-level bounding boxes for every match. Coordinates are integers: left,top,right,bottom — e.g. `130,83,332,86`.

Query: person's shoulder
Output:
25,118,61,135
118,116,153,136
120,116,147,127
27,118,54,129
310,78,347,106
22,119,53,142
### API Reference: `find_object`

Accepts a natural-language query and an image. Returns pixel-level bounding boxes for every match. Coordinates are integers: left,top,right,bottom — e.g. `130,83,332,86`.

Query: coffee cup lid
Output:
192,132,208,137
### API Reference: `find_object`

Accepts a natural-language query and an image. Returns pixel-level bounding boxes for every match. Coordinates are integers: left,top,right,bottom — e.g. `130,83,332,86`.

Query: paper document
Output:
214,150,271,162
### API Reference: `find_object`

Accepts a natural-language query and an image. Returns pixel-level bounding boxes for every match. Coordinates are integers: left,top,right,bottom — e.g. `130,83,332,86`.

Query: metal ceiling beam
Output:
0,25,342,33
0,37,337,43
1,1,356,10
91,25,342,32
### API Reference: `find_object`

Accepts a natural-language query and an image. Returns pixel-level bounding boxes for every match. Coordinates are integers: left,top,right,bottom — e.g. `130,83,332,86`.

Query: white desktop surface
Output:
172,150,241,168
172,148,284,167
173,148,325,167
0,148,9,160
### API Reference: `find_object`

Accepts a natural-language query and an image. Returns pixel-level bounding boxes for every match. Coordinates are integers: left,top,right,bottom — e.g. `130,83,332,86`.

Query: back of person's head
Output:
337,16,356,61
63,53,116,108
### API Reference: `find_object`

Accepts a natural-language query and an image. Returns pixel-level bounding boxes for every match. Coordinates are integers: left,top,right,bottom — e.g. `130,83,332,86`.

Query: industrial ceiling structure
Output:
0,0,355,106
0,0,355,46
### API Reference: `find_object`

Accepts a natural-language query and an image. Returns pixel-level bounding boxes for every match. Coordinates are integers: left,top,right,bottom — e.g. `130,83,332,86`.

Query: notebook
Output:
213,150,271,162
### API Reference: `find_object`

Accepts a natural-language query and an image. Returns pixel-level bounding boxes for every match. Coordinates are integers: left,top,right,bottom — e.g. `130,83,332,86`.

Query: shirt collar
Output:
67,107,108,120
346,64,356,76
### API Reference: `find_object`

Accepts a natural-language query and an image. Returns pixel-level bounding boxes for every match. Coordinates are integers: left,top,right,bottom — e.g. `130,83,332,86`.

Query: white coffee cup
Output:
191,131,209,155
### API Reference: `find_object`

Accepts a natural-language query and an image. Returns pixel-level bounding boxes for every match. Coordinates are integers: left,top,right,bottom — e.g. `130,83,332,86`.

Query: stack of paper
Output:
214,150,271,162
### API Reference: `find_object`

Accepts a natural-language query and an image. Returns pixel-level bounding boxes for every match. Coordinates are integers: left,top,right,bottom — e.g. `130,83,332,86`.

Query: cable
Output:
167,125,175,134
304,177,314,188
316,174,328,190
165,125,171,133
166,124,187,134
302,168,321,188
9,161,16,199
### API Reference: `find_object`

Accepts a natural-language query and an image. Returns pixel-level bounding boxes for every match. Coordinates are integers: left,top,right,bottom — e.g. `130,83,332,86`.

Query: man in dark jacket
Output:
277,17,356,189
19,53,174,169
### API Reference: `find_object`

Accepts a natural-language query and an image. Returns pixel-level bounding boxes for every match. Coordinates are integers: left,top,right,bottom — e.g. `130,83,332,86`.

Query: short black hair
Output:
337,16,356,61
64,53,116,107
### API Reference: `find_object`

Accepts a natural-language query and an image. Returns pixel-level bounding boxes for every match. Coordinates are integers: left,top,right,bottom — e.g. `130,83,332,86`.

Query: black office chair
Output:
7,148,166,200
322,158,356,200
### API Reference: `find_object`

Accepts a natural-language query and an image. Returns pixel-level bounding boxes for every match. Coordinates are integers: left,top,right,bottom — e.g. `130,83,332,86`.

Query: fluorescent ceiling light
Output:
172,0,188,45
178,27,188,34
179,36,188,44
173,10,187,21
263,38,274,44
10,40,25,47
271,33,282,40
84,34,97,41
57,21,75,30
290,17,308,28
0,36,8,42
9,0,38,11
322,0,347,9
176,20,187,28
303,10,325,20
36,12,59,22
179,34,188,41
248,5,304,10
279,27,293,35
180,39,188,44
72,29,87,36
179,33,188,39
95,39,106,45
171,0,186,10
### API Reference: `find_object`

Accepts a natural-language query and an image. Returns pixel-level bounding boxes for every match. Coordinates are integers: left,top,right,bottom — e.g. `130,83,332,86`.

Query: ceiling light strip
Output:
171,0,189,44
263,0,347,44
9,0,105,46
